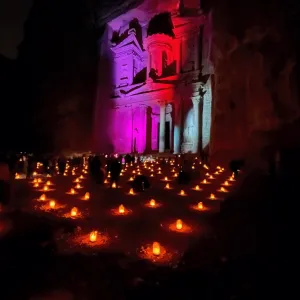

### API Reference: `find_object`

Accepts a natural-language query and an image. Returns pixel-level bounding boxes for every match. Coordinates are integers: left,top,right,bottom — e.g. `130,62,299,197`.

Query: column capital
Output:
158,100,166,107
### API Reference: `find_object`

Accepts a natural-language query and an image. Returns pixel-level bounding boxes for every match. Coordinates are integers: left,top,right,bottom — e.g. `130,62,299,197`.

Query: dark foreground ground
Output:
0,160,286,300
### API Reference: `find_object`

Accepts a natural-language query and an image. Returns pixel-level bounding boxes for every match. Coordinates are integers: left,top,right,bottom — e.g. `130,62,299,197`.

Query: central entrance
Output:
157,121,170,151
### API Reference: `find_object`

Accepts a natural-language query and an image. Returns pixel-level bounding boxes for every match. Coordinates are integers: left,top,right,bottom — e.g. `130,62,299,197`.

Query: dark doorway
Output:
165,121,170,150
157,121,170,151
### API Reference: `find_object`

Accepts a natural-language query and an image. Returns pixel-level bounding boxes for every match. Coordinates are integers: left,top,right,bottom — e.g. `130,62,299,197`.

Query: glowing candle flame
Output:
112,182,116,188
129,188,134,195
89,231,97,242
198,202,203,210
164,176,168,181
75,178,80,182
75,183,81,189
150,199,156,207
63,173,67,176
176,219,183,230
224,181,229,186
152,242,161,256
220,187,225,192
84,192,90,200
129,177,134,181
70,188,75,194
49,200,56,209
39,194,46,201
80,175,83,179
158,171,162,174
195,185,200,190
43,186,48,191
209,175,214,180
37,178,42,183
209,193,216,200
34,183,39,188
33,178,37,183
104,179,109,184
150,174,154,177
165,183,170,189
70,207,78,217
203,164,209,169
119,204,125,214
180,190,185,196
46,181,51,186
15,173,20,179
33,171,37,176
202,179,207,184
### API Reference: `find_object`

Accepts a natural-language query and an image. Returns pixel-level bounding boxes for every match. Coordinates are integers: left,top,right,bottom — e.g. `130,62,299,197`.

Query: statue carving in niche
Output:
183,109,194,143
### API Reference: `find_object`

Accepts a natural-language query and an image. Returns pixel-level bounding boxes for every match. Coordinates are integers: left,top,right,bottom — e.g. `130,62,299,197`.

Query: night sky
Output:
0,0,33,58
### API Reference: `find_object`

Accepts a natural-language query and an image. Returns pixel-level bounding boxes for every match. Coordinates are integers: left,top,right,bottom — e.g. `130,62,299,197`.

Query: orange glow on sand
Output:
83,192,90,200
192,185,202,191
218,187,229,193
39,194,46,201
191,202,209,212
138,242,176,265
168,219,193,233
164,183,171,189
67,188,77,195
67,230,109,249
75,183,82,189
145,199,162,208
208,193,217,200
201,179,210,184
179,189,186,196
111,204,132,216
222,181,231,186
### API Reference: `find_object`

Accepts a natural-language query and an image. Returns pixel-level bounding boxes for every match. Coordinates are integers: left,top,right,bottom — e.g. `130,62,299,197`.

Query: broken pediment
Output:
111,29,144,55
116,81,176,97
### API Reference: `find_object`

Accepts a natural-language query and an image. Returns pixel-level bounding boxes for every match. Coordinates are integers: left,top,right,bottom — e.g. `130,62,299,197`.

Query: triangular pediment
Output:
111,34,143,53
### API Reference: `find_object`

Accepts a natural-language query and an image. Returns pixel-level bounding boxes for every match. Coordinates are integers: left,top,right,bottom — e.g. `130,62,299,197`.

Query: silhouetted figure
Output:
131,175,150,192
26,156,35,179
125,154,131,164
0,155,10,208
58,157,66,174
91,156,103,184
110,159,121,183
177,169,191,185
229,159,244,178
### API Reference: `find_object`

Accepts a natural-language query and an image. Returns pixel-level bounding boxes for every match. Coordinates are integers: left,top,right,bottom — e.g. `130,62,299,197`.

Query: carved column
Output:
159,102,166,153
146,53,151,82
192,96,201,153
173,101,182,154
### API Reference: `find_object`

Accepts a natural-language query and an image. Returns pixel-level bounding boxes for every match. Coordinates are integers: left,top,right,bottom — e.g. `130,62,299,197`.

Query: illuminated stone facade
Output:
97,0,213,154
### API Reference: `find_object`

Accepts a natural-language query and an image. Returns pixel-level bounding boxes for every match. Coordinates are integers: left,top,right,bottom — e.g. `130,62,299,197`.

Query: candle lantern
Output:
152,242,161,256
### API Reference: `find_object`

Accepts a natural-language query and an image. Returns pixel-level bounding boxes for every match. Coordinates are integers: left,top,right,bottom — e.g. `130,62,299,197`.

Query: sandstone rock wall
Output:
209,0,300,167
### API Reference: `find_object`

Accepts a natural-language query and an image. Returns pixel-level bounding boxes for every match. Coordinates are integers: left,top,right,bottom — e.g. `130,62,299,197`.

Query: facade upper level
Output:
99,0,212,97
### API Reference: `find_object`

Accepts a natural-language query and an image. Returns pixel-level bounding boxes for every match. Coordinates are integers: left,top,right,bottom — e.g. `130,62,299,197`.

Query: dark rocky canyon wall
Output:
209,0,300,167
15,0,142,154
